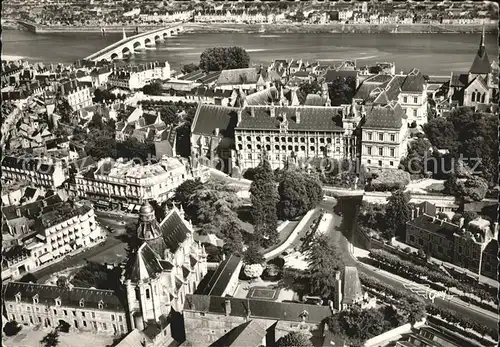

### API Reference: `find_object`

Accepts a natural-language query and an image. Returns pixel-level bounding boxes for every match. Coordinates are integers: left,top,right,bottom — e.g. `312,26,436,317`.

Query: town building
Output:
2,199,103,281
74,156,205,210
108,62,171,91
59,80,93,111
215,67,281,92
405,211,498,280
1,155,66,189
360,102,409,169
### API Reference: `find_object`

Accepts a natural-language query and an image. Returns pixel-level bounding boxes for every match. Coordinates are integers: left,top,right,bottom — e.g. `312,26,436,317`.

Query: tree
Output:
276,331,313,347
199,47,250,72
3,321,22,336
462,211,479,226
369,65,383,74
116,137,154,162
297,80,322,104
174,179,203,218
327,76,357,106
295,10,306,22
71,262,120,291
400,138,432,177
222,224,245,256
277,169,310,219
250,159,279,247
243,242,264,264
306,234,343,297
182,63,198,74
41,329,59,347
142,81,163,96
85,133,117,160
385,189,411,239
303,174,323,210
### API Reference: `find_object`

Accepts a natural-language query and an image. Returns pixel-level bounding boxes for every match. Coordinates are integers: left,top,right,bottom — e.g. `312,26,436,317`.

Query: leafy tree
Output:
294,10,306,22
41,329,59,347
385,189,411,239
176,107,196,158
250,159,279,247
3,321,21,336
71,262,121,291
199,47,250,72
303,174,323,210
277,169,310,219
276,331,313,347
462,211,479,226
243,242,264,265
243,167,258,180
444,175,488,203
222,223,245,257
142,81,163,96
160,107,180,126
174,179,203,218
400,138,432,177
306,234,343,297
327,76,357,106
182,63,199,74
297,80,322,104
85,133,117,160
19,273,37,283
369,65,383,74
116,137,154,162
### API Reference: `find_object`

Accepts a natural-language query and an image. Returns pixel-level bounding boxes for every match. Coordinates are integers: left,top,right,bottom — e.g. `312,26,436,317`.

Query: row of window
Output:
402,96,419,104
237,135,342,144
366,146,396,157
11,313,125,333
366,159,394,167
11,303,123,322
239,143,342,152
366,132,396,142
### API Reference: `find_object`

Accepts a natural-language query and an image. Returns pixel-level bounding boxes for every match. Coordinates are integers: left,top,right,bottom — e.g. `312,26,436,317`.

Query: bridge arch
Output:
122,46,132,57
163,32,170,39
144,38,152,46
110,53,119,60
170,30,175,36
133,41,142,51
154,35,161,42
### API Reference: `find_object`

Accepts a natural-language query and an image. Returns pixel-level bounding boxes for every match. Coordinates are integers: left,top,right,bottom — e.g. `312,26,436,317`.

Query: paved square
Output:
247,287,280,301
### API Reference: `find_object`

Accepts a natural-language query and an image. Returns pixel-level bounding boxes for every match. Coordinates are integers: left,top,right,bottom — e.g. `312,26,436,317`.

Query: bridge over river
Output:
85,23,184,62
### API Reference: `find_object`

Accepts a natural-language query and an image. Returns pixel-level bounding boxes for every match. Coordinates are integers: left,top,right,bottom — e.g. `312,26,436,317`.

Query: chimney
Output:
237,108,243,125
295,108,300,123
214,127,220,136
411,209,415,220
250,107,255,118
224,299,231,316
270,104,275,117
16,208,21,218
416,206,420,217
333,271,342,311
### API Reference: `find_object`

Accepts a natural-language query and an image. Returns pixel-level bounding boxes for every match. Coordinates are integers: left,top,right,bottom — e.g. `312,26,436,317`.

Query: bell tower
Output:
137,202,167,256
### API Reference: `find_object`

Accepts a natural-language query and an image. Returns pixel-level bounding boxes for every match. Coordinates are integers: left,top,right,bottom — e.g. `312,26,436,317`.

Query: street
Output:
332,196,498,332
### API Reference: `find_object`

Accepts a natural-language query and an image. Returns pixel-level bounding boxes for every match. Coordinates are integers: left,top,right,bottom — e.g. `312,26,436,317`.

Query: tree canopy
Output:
250,159,279,247
276,331,313,347
41,330,60,347
199,47,250,72
385,189,411,239
327,76,357,106
142,81,163,96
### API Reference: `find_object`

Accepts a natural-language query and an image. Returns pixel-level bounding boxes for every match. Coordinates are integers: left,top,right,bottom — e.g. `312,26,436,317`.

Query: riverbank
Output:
11,20,498,34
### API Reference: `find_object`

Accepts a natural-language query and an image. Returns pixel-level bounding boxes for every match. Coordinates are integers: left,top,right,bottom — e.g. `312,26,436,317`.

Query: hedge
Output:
369,249,498,305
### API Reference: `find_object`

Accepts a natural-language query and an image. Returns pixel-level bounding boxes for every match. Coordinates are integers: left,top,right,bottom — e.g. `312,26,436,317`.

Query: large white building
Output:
60,80,93,111
1,155,66,189
75,156,206,210
108,62,171,91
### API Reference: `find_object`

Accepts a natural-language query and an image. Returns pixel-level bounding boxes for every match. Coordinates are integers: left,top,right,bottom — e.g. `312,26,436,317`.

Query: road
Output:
332,196,498,332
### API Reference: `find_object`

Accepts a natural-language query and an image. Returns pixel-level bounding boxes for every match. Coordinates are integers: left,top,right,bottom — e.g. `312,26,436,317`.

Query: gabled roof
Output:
406,214,460,240
469,32,491,74
211,320,267,347
217,68,259,85
126,243,165,283
159,208,191,253
343,267,363,304
191,104,238,137
197,254,242,296
324,69,358,83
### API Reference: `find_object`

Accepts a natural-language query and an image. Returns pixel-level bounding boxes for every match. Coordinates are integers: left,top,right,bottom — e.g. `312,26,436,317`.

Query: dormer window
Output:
79,299,85,308
33,294,39,305
98,300,104,310
15,292,21,303
55,298,61,307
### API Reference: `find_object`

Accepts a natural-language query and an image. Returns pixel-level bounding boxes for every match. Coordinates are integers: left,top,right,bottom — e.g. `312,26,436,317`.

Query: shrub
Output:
243,264,264,278
3,321,21,336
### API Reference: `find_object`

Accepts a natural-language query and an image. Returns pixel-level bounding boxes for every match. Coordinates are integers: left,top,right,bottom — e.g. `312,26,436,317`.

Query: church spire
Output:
478,24,486,57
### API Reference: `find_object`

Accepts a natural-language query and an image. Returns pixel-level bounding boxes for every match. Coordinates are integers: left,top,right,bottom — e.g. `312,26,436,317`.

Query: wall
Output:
364,319,426,347
263,209,316,260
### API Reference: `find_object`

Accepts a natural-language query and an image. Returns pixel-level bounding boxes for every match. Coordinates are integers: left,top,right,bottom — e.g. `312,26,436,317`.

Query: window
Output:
379,147,383,156
256,144,261,150
266,145,271,151
247,153,252,159
367,159,371,164
300,146,305,151
79,299,84,308
300,137,306,143
409,235,415,242
326,138,332,144
275,136,279,142
378,160,382,167
119,316,123,322
92,312,96,318
390,148,395,157
378,133,383,141
246,136,251,141
413,109,417,118
458,246,463,253
281,137,286,142
390,134,395,142
265,137,270,142
256,136,261,142
413,97,418,103
275,145,279,150
83,321,87,327
367,146,372,155
310,138,315,143
53,309,57,315
237,136,242,141
281,145,286,150
237,144,242,150
82,312,86,317
112,315,115,321
247,144,252,150
288,145,292,150
390,161,394,166
310,146,315,151
403,96,408,103
73,311,77,316
419,239,423,246
294,146,299,152
288,137,292,143
367,132,372,140
103,323,107,330
145,289,150,299
438,246,443,253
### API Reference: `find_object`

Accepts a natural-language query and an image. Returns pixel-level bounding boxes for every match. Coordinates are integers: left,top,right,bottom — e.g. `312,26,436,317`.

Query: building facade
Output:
1,155,66,188
360,103,409,169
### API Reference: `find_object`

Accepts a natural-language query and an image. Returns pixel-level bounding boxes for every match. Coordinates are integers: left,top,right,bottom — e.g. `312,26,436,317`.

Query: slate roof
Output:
211,320,267,347
469,45,491,74
450,72,469,88
304,94,327,106
237,106,344,132
126,243,165,283
159,208,191,253
407,214,460,240
324,69,358,83
245,87,279,106
2,193,63,221
400,69,425,92
3,282,126,312
2,155,56,174
362,103,406,130
192,104,238,137
197,254,242,296
217,68,259,85
184,294,332,323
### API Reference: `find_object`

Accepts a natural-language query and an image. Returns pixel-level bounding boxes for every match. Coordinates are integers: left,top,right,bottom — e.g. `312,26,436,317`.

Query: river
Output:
1,29,497,75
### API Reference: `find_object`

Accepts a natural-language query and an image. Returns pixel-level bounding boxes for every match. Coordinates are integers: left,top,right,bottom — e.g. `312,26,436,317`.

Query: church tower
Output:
469,25,491,81
136,202,167,256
